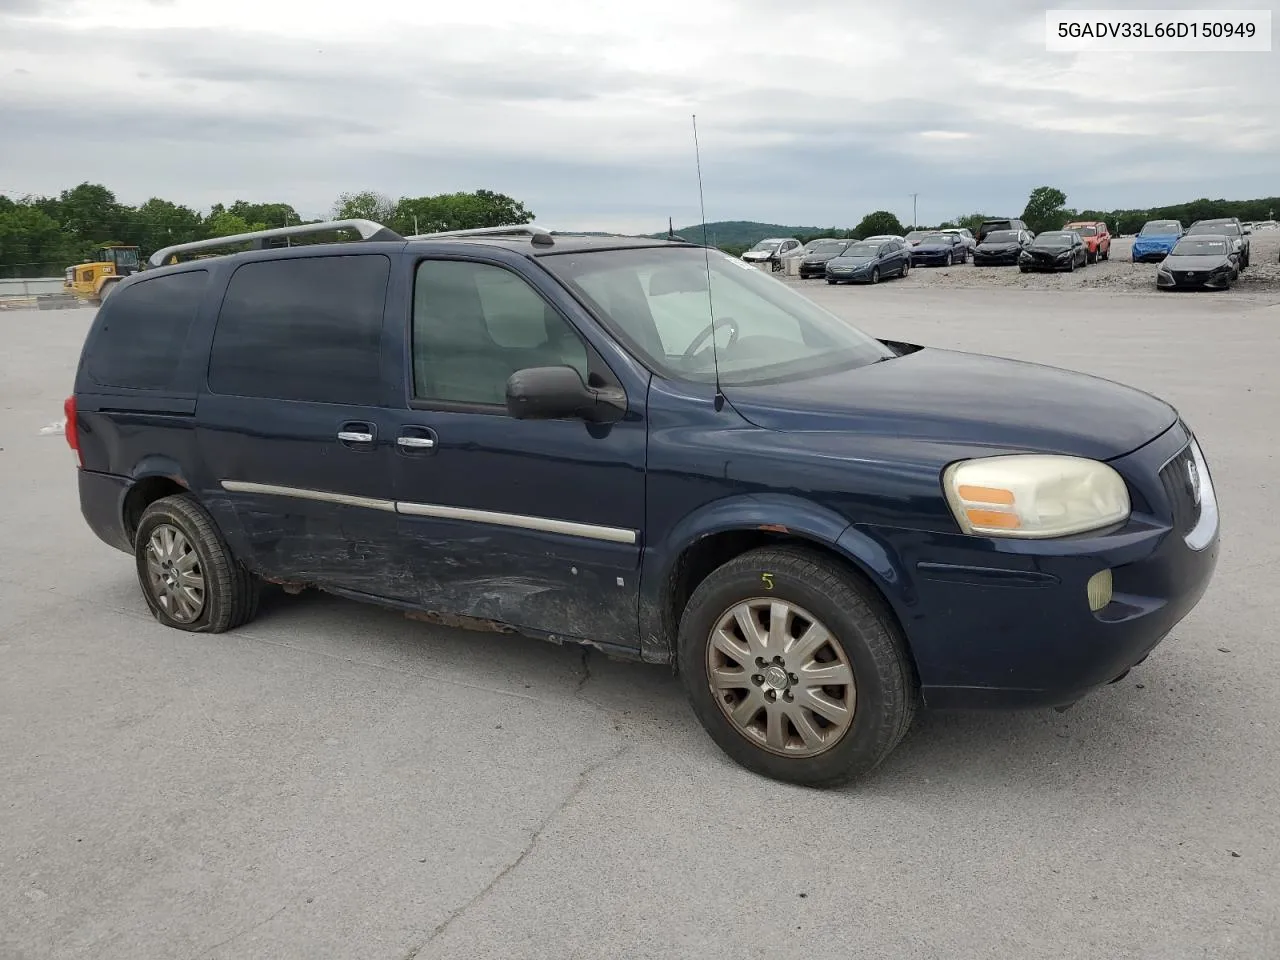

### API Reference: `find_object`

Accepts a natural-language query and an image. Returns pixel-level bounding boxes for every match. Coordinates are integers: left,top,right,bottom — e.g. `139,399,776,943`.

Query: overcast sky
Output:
1,0,1276,232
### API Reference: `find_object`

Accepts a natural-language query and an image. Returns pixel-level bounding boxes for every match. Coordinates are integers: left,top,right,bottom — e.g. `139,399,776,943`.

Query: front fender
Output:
637,494,912,663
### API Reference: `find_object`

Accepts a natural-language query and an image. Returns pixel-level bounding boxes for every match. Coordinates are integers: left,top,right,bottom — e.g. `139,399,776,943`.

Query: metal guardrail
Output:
0,277,65,298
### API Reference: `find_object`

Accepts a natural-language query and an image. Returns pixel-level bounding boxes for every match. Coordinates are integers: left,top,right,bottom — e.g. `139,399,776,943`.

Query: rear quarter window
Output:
86,270,207,390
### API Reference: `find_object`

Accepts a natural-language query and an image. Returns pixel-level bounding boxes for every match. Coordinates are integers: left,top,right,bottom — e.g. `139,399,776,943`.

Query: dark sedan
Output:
1156,236,1239,291
825,239,910,284
798,239,853,279
972,229,1031,266
909,232,968,266
1019,231,1088,272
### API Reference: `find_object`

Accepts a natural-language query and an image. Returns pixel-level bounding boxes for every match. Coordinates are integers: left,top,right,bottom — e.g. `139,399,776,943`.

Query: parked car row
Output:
1150,217,1254,291
750,213,1265,290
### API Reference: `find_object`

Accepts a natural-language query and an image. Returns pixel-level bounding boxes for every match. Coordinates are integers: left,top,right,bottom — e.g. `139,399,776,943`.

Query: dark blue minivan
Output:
68,220,1219,786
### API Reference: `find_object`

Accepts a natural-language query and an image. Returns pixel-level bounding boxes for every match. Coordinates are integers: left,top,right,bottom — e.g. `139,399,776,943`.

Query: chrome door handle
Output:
397,435,435,450
337,431,374,443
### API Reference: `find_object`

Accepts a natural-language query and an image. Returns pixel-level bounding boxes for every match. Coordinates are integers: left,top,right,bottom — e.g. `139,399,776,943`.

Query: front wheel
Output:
826,278,837,285
134,494,260,633
678,547,917,787
900,260,910,278
870,267,880,284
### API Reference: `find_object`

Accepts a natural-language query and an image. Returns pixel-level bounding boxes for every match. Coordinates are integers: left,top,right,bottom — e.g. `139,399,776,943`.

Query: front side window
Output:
208,255,389,405
412,260,588,406
542,246,892,386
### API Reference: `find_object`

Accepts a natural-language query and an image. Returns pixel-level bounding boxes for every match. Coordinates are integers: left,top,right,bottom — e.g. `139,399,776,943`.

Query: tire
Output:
134,494,260,633
827,278,837,285
1101,246,1109,261
678,546,918,787
900,260,910,278
1019,266,1029,273
1067,256,1075,272
869,267,879,284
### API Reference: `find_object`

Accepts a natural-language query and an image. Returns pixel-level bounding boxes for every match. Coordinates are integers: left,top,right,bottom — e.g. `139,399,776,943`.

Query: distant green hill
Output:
647,220,833,248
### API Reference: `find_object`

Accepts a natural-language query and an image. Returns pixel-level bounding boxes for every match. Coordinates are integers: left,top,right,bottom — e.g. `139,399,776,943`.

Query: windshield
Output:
1182,225,1233,239
1187,223,1240,237
839,243,880,258
1172,238,1228,256
542,246,893,386
983,231,1019,243
904,231,927,243
112,248,140,267
749,240,781,252
1033,233,1073,247
807,241,848,257
1140,221,1181,236
920,234,950,244
1068,225,1097,236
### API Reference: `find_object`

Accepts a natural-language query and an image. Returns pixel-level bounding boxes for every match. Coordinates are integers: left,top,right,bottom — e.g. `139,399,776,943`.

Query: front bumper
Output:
825,268,873,282
855,421,1219,709
1133,243,1174,262
973,251,1020,266
910,251,951,265
1157,268,1234,290
799,262,830,278
1020,257,1073,271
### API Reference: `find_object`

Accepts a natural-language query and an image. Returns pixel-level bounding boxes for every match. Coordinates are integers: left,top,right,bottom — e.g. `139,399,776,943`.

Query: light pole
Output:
910,193,918,230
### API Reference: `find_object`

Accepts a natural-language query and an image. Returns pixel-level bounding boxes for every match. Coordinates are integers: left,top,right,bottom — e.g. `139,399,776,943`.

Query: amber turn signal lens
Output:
956,484,1015,505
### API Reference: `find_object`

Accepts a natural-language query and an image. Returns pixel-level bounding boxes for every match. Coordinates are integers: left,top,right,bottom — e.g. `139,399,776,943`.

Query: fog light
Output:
1087,569,1113,612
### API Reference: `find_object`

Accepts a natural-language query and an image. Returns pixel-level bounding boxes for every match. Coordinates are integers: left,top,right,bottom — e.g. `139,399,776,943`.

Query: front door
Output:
195,252,405,594
389,255,646,648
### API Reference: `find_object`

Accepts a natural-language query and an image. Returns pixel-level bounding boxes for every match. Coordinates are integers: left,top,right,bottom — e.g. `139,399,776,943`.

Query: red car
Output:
1063,221,1111,263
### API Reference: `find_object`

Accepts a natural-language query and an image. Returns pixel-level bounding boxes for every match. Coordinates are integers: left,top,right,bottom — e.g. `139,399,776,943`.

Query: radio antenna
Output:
692,114,723,405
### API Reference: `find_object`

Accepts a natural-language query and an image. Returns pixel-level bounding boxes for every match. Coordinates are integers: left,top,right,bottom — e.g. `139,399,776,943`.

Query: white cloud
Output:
1,0,1276,231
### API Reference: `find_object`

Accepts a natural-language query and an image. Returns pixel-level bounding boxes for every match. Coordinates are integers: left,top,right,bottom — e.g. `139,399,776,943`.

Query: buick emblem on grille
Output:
1186,458,1202,505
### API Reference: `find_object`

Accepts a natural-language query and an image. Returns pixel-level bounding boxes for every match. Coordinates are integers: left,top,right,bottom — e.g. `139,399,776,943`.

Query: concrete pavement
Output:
2,281,1277,959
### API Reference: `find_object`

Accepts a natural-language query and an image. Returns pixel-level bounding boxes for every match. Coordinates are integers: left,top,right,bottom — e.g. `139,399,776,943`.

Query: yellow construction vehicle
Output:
63,245,142,303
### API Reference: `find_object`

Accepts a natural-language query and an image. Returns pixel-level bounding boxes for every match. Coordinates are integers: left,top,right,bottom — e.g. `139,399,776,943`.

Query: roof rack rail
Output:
405,224,555,246
148,219,403,267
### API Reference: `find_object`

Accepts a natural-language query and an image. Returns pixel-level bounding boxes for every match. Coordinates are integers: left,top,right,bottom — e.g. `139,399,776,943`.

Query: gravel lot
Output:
789,230,1280,295
2,274,1278,959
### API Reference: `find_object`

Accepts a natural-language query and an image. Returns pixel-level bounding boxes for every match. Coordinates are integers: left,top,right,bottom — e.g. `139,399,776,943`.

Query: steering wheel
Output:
683,316,739,360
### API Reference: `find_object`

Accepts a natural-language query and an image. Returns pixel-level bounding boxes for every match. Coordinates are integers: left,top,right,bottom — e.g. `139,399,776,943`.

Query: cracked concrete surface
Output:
2,270,1278,959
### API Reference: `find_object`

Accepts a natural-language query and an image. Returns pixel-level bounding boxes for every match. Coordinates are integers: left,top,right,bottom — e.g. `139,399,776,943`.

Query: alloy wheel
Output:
706,598,856,758
144,523,206,623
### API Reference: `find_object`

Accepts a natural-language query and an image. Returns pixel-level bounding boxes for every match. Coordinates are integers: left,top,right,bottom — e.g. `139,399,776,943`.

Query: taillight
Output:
64,395,82,467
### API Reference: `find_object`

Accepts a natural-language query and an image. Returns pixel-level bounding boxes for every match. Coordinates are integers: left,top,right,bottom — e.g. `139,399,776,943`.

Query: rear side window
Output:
87,270,207,390
208,255,389,405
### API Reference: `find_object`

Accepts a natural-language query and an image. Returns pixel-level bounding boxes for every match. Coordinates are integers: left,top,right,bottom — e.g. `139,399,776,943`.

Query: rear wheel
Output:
678,547,918,786
134,494,260,633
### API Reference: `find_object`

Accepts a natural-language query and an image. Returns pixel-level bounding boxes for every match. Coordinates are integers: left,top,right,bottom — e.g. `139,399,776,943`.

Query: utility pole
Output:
414,215,420,235
910,193,918,230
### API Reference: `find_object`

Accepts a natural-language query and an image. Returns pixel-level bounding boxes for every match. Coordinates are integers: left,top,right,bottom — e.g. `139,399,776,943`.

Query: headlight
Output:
943,455,1130,538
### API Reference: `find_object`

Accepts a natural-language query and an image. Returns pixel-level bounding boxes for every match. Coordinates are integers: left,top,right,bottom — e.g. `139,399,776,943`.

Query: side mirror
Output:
506,366,624,424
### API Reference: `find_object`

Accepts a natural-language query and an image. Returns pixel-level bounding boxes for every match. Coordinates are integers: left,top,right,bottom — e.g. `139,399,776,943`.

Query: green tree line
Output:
0,183,535,278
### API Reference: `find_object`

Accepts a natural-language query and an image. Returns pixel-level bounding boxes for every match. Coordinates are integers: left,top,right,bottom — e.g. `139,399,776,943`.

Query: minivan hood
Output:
723,347,1176,460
